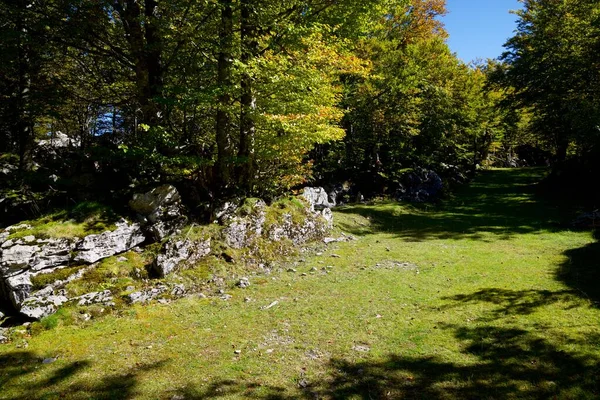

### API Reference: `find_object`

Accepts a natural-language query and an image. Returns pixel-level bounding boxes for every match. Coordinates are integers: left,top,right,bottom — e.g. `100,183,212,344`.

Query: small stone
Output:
330,254,341,258
0,335,7,344
237,277,250,289
234,349,241,355
266,349,274,354
220,294,232,301
117,256,128,262
125,286,135,292
42,357,57,364
244,297,251,302
315,252,323,256
301,273,307,276
352,345,370,352
287,268,297,273
197,293,207,299
310,267,318,272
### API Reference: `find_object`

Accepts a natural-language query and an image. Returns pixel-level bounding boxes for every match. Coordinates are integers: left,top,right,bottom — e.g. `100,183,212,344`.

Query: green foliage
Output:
30,265,86,291
498,0,600,160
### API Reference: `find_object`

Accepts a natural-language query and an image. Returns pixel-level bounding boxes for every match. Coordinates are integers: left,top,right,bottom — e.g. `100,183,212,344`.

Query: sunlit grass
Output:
1,169,599,399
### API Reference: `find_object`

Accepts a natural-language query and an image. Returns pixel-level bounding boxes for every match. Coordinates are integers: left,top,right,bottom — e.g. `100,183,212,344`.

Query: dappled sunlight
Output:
337,168,565,241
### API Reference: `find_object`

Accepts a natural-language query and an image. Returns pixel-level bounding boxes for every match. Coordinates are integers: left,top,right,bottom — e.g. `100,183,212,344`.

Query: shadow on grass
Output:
441,287,586,320
558,230,600,307
0,351,167,399
177,324,599,399
336,168,565,241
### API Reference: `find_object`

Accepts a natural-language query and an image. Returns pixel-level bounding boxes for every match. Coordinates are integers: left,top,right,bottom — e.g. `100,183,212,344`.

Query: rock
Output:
0,333,7,344
3,272,34,310
152,237,210,277
130,185,187,241
128,285,168,304
19,294,68,319
37,132,79,148
31,238,77,272
302,187,335,211
42,357,57,364
4,224,33,233
72,290,114,307
0,244,40,273
170,284,185,297
396,168,444,203
267,210,330,245
222,199,266,249
237,277,250,288
74,219,145,264
572,211,600,228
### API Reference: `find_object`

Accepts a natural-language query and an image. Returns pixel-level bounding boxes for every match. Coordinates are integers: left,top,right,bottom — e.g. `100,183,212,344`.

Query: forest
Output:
2,0,597,218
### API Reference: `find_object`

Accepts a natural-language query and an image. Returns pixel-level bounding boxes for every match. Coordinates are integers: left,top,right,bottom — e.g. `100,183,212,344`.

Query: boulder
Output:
267,210,331,245
37,131,80,149
74,219,145,264
19,293,68,320
0,244,40,274
130,185,187,241
223,199,266,249
396,168,443,203
3,271,34,309
152,237,211,277
302,187,335,211
31,238,77,272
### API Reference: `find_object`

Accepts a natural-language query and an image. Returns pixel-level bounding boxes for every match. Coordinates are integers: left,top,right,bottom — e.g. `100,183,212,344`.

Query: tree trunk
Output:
16,0,33,171
215,0,234,194
238,0,258,192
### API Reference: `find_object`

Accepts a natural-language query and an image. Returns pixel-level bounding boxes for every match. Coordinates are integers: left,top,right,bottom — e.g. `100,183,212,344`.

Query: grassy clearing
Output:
1,168,599,399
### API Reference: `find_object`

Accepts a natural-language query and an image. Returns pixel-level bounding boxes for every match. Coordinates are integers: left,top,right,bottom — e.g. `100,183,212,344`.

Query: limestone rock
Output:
74,219,145,264
72,290,114,307
3,272,34,310
130,185,187,241
302,187,335,211
0,244,40,273
128,285,168,304
237,277,250,288
37,131,80,149
223,199,266,249
152,237,211,277
19,294,68,320
31,238,77,272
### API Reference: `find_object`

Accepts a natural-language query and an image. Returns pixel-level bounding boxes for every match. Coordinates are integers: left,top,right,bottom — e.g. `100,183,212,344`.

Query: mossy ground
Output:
4,201,119,240
1,168,599,399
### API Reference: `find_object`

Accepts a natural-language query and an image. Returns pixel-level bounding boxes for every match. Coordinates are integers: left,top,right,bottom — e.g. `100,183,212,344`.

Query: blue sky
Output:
442,0,523,63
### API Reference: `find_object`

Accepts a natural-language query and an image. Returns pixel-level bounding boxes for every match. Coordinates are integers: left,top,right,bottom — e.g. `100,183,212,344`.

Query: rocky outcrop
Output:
19,293,69,320
0,219,144,317
302,187,336,211
267,208,331,245
222,199,266,249
396,168,443,202
152,237,211,277
74,219,145,263
130,185,187,241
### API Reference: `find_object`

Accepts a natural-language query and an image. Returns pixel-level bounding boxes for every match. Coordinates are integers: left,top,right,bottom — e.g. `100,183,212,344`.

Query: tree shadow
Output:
441,288,586,320
174,323,599,399
336,168,568,241
317,324,600,399
557,229,600,307
0,351,167,399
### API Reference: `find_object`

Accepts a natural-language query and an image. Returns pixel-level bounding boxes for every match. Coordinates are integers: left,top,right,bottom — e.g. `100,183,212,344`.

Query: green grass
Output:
1,168,599,399
5,201,119,240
